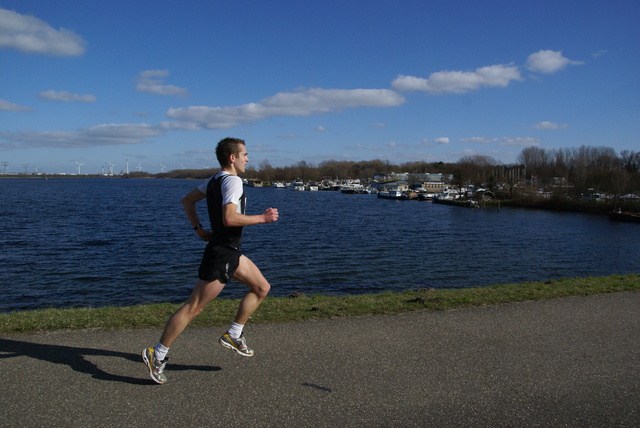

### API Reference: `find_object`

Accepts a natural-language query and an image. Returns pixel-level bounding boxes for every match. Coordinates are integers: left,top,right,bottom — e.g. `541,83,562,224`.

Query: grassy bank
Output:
1,274,638,334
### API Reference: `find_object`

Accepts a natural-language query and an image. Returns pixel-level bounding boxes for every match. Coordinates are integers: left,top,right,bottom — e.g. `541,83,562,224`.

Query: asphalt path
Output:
1,292,638,427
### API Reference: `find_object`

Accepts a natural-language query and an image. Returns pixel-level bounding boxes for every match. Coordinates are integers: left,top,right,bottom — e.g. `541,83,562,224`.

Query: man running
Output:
142,137,279,384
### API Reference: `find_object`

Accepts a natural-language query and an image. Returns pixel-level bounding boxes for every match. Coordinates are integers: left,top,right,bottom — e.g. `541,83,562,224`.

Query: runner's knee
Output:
185,305,204,319
182,298,208,319
254,281,270,299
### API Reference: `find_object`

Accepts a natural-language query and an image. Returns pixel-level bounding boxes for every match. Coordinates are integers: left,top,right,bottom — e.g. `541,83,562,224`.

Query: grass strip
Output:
1,274,638,334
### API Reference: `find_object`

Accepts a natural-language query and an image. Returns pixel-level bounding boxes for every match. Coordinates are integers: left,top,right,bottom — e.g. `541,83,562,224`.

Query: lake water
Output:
1,177,638,312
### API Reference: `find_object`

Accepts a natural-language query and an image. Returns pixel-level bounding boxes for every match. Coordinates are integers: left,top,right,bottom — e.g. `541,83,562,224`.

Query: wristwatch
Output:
193,223,203,231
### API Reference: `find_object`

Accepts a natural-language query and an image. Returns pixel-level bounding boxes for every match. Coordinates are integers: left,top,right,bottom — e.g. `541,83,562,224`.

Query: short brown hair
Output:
215,137,245,167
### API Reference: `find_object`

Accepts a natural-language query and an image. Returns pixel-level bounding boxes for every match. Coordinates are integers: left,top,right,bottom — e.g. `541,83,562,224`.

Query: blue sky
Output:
1,0,638,174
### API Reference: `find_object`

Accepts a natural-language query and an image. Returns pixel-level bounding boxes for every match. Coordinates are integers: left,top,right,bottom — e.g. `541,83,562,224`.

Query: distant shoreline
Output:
3,174,638,216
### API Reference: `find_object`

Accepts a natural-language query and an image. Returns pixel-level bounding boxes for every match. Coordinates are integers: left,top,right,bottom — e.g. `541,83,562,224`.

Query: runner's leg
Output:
232,255,271,325
159,279,225,348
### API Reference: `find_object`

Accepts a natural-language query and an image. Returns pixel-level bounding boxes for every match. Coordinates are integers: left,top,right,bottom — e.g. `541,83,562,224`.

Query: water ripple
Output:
1,178,639,312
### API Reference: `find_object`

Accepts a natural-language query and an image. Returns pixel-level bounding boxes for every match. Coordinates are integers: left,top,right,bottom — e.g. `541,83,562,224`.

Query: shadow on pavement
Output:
0,337,221,385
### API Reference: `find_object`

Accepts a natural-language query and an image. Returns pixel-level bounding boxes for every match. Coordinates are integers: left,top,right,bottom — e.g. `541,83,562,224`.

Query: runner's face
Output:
232,147,249,173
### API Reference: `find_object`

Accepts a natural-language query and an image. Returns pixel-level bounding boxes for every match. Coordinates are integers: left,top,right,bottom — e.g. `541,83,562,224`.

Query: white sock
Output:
154,342,169,361
228,322,244,339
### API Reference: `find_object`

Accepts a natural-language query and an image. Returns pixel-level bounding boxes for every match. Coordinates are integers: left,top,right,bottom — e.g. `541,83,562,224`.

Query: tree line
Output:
154,158,457,182
515,146,639,196
152,145,639,196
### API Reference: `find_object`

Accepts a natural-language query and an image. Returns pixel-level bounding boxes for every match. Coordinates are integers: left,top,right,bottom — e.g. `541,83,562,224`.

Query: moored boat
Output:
433,197,479,208
377,189,404,199
609,210,640,223
289,180,305,191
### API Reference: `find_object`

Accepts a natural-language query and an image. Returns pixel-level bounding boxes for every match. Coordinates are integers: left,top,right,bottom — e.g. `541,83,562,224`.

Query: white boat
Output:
272,182,286,188
288,180,305,191
377,189,404,199
340,183,365,193
435,189,460,200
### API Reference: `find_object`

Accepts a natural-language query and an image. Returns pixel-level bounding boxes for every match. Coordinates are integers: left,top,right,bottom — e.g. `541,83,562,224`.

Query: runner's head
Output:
216,138,246,168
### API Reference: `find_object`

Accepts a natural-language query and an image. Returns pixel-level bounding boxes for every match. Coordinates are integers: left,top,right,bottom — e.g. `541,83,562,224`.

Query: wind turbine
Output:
108,162,116,176
159,163,166,173
136,162,143,172
74,161,84,175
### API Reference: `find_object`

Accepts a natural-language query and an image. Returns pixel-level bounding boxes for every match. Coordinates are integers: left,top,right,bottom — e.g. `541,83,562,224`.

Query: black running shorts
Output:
198,244,241,283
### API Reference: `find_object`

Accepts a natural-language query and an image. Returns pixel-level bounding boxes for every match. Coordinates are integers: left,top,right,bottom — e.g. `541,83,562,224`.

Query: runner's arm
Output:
182,188,212,241
222,203,278,227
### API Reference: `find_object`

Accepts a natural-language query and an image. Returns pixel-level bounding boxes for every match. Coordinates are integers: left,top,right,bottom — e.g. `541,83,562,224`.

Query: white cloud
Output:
459,137,497,144
392,64,521,94
393,50,583,96
166,88,405,129
135,69,189,97
0,123,164,148
158,121,201,131
311,125,326,132
0,8,86,56
526,50,583,74
532,121,568,130
415,137,453,146
38,90,96,103
500,137,540,147
349,143,393,152
0,99,33,112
